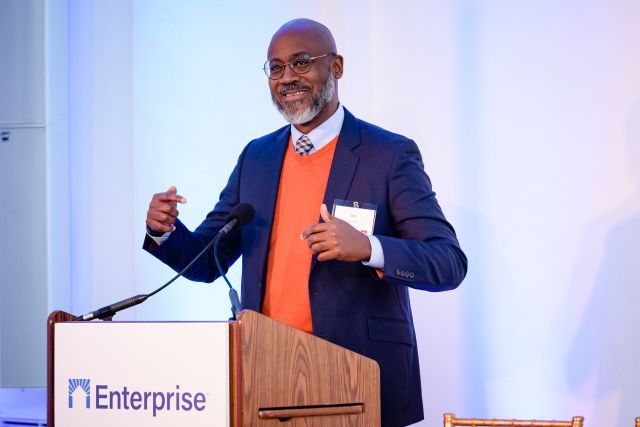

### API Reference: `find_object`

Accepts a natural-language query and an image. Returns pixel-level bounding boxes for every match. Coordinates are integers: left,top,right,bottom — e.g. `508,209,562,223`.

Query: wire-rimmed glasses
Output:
263,53,336,80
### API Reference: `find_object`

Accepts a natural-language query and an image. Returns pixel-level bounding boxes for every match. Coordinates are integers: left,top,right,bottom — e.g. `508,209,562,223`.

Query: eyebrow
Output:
269,51,309,62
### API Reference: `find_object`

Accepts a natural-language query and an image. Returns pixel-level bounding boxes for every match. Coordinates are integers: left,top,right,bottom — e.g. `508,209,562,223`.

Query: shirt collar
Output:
290,103,345,152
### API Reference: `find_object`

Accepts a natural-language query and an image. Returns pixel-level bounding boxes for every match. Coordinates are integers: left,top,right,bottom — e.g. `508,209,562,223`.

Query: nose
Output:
279,63,300,84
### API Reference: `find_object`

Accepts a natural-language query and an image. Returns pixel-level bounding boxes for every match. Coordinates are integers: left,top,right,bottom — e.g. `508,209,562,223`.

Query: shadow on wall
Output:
565,101,640,425
454,0,490,418
458,208,491,417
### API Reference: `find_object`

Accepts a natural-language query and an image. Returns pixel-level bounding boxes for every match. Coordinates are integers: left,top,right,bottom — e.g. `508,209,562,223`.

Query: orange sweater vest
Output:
261,136,339,333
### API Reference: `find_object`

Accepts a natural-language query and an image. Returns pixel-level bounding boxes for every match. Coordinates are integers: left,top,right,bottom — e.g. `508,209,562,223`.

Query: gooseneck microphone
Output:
77,294,149,322
77,203,255,321
218,203,255,236
211,203,255,319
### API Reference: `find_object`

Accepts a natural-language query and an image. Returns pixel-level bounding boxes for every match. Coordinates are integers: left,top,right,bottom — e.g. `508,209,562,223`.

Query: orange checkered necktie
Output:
295,135,315,156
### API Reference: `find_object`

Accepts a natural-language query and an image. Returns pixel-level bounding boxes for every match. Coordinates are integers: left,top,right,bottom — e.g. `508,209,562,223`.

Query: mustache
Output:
279,82,312,96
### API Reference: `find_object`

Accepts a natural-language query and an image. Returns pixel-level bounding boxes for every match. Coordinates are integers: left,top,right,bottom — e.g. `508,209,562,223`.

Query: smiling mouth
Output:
279,90,310,106
280,88,311,98
283,91,308,97
279,83,312,98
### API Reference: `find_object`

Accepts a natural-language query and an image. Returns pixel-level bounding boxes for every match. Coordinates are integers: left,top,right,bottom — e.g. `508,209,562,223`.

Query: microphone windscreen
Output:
226,203,255,227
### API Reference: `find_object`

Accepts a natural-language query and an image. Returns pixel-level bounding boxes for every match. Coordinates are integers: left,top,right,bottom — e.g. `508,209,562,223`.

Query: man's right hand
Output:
146,185,187,235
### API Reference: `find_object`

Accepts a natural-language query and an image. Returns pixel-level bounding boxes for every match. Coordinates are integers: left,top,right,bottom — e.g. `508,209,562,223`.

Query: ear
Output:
332,54,344,79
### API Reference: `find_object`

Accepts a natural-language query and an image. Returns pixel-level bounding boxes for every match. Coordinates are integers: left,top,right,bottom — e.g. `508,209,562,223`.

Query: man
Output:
144,18,467,427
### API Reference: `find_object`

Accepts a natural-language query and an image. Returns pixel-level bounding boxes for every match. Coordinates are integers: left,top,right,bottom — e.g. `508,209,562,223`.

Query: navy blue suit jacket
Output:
144,108,467,427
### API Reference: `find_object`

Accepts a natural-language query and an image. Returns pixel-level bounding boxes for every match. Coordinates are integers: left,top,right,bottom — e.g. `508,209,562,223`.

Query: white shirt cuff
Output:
362,235,384,269
147,229,171,246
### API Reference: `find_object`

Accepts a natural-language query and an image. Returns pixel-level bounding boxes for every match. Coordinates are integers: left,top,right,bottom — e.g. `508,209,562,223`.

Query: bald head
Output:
268,19,337,58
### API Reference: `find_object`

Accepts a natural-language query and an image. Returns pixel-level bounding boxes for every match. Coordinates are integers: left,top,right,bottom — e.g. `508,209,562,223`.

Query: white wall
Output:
13,0,640,425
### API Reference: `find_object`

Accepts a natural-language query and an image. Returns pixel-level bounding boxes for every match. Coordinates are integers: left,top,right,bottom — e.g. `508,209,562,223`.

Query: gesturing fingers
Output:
154,202,180,217
300,222,332,240
153,192,187,205
320,203,334,222
302,221,372,263
306,231,337,251
146,217,175,233
146,186,187,234
148,209,177,226
300,203,371,263
317,248,341,262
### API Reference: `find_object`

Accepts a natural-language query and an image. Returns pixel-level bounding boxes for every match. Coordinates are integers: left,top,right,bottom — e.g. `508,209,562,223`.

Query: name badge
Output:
332,199,377,235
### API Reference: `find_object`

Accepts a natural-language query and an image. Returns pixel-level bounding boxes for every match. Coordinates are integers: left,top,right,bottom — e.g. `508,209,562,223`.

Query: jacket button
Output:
409,272,415,279
395,268,401,276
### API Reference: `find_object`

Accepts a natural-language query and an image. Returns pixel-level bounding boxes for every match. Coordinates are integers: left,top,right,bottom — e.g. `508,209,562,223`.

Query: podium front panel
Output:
54,321,229,427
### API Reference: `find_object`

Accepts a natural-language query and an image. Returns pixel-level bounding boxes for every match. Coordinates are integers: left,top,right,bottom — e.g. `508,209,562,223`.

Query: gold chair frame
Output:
444,413,584,427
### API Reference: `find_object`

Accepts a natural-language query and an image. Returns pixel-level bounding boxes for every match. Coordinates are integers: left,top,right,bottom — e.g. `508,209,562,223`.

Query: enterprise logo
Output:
68,378,90,408
67,378,207,416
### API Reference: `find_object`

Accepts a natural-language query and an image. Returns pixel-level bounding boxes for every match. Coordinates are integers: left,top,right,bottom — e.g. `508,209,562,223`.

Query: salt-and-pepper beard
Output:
272,75,336,125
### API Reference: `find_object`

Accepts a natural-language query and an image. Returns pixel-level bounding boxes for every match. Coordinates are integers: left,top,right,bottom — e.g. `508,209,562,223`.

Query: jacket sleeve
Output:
142,145,248,283
376,139,467,291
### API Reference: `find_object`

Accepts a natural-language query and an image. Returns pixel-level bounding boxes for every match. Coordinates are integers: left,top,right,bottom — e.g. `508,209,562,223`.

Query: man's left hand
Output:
301,204,372,262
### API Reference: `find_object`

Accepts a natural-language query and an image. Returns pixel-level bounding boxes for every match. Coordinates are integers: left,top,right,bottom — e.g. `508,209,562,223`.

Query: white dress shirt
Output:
290,103,344,152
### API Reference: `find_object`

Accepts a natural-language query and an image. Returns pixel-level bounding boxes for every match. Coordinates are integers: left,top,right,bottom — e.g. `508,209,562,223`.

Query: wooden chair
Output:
443,413,584,427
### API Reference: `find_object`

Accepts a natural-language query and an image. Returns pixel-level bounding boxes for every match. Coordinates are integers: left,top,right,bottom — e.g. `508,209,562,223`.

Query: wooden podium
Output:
47,310,380,426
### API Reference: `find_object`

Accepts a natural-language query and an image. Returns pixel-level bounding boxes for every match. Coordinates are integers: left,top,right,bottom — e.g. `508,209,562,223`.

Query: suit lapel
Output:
255,126,290,289
310,108,361,274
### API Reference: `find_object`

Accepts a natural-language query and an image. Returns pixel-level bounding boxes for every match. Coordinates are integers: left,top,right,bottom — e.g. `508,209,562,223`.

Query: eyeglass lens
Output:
265,53,313,79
